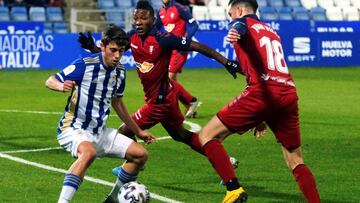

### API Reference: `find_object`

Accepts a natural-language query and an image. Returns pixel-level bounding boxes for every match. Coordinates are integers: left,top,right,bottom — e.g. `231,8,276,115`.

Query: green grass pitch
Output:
0,67,359,202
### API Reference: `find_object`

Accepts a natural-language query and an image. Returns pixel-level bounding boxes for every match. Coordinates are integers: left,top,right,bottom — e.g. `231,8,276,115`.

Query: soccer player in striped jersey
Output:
198,0,321,202
45,25,155,203
157,0,201,118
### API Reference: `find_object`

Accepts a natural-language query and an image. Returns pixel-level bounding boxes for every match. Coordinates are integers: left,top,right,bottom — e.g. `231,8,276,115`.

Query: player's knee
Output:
198,127,213,146
79,148,97,165
133,147,148,165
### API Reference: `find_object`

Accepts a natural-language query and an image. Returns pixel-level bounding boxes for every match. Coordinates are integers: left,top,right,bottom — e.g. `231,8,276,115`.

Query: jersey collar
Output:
164,0,175,8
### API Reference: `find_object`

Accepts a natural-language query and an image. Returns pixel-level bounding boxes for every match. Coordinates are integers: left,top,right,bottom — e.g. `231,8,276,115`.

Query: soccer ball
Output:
118,181,150,203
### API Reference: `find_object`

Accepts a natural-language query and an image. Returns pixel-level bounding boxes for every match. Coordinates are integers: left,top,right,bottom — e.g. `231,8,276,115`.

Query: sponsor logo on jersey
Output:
165,24,175,32
136,61,154,73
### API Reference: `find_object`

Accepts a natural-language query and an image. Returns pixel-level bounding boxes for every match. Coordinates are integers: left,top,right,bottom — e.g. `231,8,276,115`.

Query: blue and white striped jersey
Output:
55,52,126,136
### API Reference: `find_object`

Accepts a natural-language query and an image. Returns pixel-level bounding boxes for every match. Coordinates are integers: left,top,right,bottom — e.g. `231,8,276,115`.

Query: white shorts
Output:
57,127,133,158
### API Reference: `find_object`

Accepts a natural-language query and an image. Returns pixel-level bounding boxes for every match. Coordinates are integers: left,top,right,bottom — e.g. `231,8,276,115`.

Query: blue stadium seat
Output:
0,6,10,21
46,7,63,22
284,0,301,8
98,0,115,9
29,7,46,22
114,0,132,8
259,6,278,20
105,10,126,28
44,22,53,33
310,7,327,21
53,22,68,33
268,0,284,9
257,0,268,7
278,7,293,20
11,6,28,21
150,0,163,11
293,7,310,20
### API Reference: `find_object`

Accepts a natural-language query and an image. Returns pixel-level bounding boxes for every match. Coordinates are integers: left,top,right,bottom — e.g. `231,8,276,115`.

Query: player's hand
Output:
226,29,241,45
137,130,156,144
78,31,95,50
62,80,75,92
225,59,242,79
253,122,267,138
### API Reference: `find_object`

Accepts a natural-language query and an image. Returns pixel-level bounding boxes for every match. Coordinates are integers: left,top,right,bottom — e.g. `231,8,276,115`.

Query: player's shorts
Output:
132,89,184,131
217,89,300,150
57,127,133,158
169,50,188,73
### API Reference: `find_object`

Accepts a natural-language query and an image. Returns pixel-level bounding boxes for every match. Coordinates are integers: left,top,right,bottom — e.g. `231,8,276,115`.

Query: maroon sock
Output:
203,140,237,184
188,133,204,155
293,164,320,203
172,80,193,107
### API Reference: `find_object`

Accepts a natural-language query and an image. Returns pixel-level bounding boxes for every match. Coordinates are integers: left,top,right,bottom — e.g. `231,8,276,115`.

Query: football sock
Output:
293,164,320,203
203,140,238,187
188,133,204,155
58,173,83,203
172,80,194,107
109,167,138,199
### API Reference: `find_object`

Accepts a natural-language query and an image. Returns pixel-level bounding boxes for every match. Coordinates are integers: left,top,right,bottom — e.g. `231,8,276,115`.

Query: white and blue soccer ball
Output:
118,181,150,203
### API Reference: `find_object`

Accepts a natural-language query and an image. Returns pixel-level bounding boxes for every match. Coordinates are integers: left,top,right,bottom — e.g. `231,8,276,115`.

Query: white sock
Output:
109,178,123,199
58,173,82,203
58,186,76,203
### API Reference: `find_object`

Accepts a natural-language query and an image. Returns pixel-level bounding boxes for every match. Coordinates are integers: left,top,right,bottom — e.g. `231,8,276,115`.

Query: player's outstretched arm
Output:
111,97,156,144
45,75,75,92
189,41,243,78
78,32,101,53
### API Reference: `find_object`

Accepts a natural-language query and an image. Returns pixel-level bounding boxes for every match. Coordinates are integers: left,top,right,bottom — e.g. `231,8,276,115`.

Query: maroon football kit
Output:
217,15,300,150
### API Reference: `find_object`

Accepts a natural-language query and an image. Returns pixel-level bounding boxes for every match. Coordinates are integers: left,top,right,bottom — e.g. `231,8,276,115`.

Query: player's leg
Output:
199,116,247,203
102,128,148,202
267,93,320,202
57,130,97,203
169,50,200,118
200,91,266,203
281,146,320,203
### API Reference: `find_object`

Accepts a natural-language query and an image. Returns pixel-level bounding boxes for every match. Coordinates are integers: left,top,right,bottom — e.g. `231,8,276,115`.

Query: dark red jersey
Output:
158,0,197,37
230,15,296,96
128,28,191,103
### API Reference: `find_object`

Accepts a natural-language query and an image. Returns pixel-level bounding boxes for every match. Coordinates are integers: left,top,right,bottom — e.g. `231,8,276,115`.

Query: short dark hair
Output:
101,24,129,48
228,0,258,12
136,0,155,17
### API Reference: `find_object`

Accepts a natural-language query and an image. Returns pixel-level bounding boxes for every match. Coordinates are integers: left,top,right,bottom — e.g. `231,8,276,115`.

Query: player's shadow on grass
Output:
0,135,50,150
154,180,347,203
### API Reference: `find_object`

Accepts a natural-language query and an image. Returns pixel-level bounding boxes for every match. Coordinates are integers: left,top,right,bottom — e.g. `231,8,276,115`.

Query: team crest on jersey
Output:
136,61,154,73
165,24,175,32
149,45,154,54
170,13,174,19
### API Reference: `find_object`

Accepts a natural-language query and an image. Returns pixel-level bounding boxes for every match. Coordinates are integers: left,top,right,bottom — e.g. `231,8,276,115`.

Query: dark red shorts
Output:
132,89,184,131
217,89,300,150
169,50,188,73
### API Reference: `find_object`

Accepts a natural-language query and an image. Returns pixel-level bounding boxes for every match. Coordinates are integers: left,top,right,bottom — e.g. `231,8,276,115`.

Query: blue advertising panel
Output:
197,20,230,31
262,20,312,35
0,24,359,70
1,34,83,69
0,22,44,34
314,21,360,33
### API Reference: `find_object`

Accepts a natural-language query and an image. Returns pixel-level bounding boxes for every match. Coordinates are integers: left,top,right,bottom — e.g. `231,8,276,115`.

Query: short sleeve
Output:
55,58,86,83
229,19,248,36
116,67,126,97
176,3,195,23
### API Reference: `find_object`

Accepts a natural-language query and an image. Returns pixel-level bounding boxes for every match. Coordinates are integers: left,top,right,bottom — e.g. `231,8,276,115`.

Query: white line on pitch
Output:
0,152,183,203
